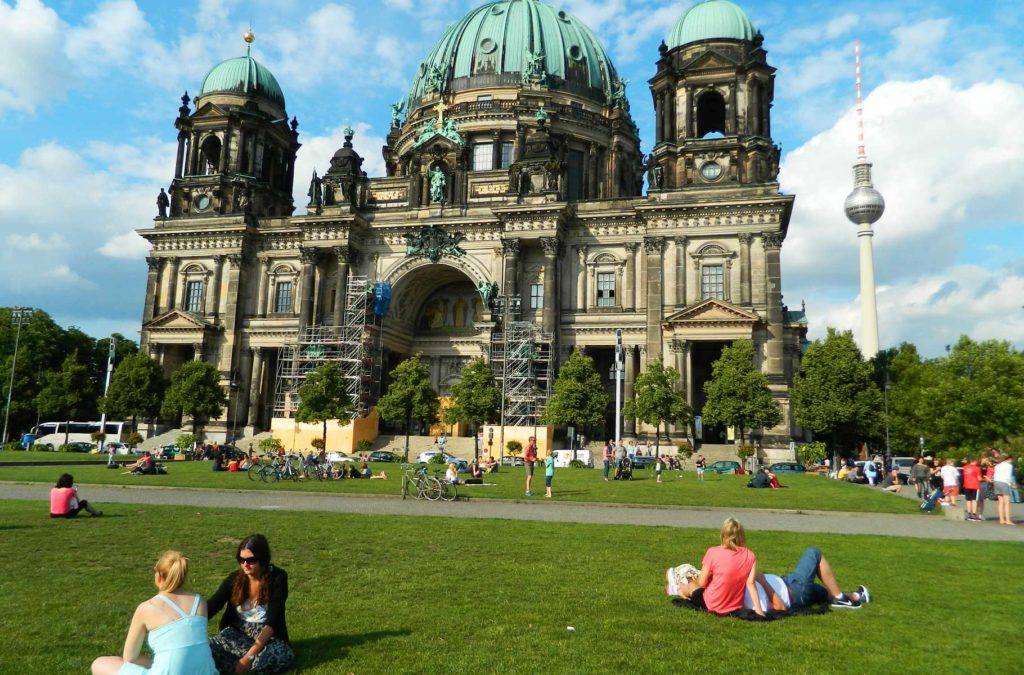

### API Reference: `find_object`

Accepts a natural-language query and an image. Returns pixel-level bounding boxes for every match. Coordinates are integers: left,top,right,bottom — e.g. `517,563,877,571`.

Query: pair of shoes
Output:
831,594,861,609
525,491,533,497
856,585,871,604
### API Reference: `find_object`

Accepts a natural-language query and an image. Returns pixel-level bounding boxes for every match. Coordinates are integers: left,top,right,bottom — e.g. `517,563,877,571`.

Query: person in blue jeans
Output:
602,441,613,482
544,452,555,498
757,547,871,611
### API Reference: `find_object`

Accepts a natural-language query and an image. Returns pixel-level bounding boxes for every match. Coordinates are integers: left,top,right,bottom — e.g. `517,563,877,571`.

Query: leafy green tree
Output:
929,336,1024,451
447,358,501,459
295,362,353,448
161,361,228,434
622,358,692,457
792,328,883,460
376,353,439,460
35,352,93,446
102,352,167,436
542,351,610,455
701,340,783,447
874,343,938,455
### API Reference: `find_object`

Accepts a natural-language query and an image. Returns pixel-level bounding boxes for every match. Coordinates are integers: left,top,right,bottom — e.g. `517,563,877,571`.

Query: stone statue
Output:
611,77,629,109
535,104,548,123
440,117,464,146
522,49,547,85
424,63,446,93
307,170,322,209
156,188,169,218
476,281,499,308
390,99,404,128
414,120,438,148
429,166,446,204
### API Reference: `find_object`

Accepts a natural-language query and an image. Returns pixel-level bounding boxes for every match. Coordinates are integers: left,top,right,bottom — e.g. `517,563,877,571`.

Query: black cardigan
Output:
207,565,290,644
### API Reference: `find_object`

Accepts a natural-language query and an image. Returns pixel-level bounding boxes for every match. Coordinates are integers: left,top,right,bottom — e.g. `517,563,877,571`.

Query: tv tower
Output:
844,40,884,358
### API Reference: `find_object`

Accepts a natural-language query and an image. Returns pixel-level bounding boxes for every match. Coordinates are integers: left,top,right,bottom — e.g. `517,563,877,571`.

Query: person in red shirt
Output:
523,436,537,496
691,518,761,615
962,457,983,522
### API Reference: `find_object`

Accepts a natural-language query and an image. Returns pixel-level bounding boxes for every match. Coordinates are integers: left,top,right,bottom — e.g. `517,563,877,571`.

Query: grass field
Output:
1,499,1019,674
0,452,922,514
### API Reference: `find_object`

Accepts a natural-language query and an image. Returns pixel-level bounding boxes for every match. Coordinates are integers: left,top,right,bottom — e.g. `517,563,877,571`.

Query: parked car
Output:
103,441,129,455
416,450,461,464
326,451,358,463
768,462,806,474
369,450,398,463
892,456,916,482
159,444,182,458
630,455,655,469
64,441,97,453
219,444,246,460
500,456,525,467
706,460,741,474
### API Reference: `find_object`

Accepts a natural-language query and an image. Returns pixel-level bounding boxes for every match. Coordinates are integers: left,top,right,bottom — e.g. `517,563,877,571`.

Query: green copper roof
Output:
199,55,286,108
408,0,620,105
667,0,756,49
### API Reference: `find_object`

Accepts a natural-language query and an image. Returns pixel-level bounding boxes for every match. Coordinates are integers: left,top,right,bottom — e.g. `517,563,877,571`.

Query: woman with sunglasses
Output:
207,534,294,673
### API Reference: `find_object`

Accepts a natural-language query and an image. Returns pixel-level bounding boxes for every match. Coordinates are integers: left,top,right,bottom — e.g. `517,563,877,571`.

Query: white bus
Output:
30,421,127,451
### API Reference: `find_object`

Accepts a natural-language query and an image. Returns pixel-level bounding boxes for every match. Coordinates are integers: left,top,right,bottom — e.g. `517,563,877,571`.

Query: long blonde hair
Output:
155,551,189,592
719,518,746,551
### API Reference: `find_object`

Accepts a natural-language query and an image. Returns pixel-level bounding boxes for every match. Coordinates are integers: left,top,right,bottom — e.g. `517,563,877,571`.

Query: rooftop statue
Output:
424,63,446,93
611,77,629,109
428,166,447,204
390,99,404,128
521,48,547,86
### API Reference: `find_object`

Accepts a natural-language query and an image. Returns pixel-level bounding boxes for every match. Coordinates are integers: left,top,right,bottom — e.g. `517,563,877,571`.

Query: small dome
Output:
407,0,621,106
199,55,286,109
667,0,756,49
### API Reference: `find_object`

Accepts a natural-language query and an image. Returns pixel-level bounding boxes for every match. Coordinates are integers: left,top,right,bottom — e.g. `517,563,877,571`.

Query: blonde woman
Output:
690,518,762,616
91,551,216,675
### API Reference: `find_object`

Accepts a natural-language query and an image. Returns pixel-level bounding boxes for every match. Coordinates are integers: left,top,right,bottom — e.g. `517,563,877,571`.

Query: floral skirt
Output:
209,622,294,674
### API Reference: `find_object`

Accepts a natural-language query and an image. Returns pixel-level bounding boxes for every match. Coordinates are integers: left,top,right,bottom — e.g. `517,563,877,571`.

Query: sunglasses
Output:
237,556,260,565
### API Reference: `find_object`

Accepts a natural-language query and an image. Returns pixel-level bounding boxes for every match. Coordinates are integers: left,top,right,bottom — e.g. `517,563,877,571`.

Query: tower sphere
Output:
844,177,885,225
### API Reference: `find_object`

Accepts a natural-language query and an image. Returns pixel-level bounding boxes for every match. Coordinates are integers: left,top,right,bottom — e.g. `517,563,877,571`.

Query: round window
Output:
568,45,583,61
490,4,504,14
480,38,497,54
700,162,723,181
194,193,212,210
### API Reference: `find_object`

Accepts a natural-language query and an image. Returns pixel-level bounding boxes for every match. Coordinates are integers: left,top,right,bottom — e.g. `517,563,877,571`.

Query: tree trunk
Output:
64,419,70,447
404,409,412,461
654,422,660,459
322,419,328,451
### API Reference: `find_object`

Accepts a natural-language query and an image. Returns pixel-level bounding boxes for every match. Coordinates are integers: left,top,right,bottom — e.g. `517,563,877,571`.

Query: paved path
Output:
3,481,1021,542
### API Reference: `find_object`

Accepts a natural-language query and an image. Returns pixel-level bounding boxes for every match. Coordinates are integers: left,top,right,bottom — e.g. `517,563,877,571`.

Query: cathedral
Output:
138,0,808,448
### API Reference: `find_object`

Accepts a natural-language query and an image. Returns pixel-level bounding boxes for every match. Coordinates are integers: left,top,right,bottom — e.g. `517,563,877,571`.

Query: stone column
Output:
575,245,588,311
256,258,270,317
539,237,560,335
644,237,665,360
143,257,161,322
624,345,637,436
311,256,325,325
332,246,354,326
726,259,736,304
674,237,687,306
623,242,638,312
207,255,225,318
298,248,318,328
222,254,242,330
247,347,264,427
738,233,752,305
174,131,187,179
763,232,785,378
165,257,180,312
502,239,520,297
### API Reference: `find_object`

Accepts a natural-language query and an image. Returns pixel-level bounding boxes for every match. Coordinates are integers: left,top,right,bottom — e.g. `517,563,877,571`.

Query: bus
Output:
29,421,128,451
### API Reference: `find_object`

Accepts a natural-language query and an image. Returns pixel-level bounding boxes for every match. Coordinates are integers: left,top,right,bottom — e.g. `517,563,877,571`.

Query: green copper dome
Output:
199,55,286,108
408,0,621,105
667,0,756,49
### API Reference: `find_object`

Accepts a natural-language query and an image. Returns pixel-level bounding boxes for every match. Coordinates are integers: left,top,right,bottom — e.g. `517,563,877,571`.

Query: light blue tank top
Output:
118,594,217,675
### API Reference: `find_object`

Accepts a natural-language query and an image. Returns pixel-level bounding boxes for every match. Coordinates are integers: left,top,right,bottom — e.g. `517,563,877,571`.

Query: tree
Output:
541,351,610,457
376,354,440,460
447,358,501,460
294,362,353,450
161,361,228,434
622,358,691,458
102,352,167,436
35,352,93,446
791,328,883,461
701,340,783,447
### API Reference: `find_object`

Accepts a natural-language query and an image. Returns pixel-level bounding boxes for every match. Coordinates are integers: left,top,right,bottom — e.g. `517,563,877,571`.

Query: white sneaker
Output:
856,585,871,604
666,568,680,597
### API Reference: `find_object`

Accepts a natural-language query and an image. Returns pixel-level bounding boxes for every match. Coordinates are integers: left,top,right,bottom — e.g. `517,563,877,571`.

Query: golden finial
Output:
244,24,255,56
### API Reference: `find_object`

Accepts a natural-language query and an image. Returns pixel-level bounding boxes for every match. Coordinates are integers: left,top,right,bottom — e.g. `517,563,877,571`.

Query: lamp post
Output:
98,336,117,465
3,307,32,446
882,371,891,465
613,329,623,444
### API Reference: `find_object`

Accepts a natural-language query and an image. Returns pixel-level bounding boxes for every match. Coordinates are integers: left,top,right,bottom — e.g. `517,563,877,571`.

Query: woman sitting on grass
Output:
687,518,762,616
207,534,294,673
50,473,103,518
91,551,216,675
445,463,463,485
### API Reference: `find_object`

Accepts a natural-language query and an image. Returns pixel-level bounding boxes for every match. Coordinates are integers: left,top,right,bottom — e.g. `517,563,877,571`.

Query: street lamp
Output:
613,329,623,444
97,336,117,465
3,307,32,446
229,371,241,445
882,370,892,464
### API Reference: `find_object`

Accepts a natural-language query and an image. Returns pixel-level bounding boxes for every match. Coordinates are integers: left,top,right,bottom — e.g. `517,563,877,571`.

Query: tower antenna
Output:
855,39,866,159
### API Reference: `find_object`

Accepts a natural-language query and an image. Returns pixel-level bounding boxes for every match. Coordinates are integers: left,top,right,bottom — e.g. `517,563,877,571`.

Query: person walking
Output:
523,436,537,497
910,457,930,499
696,454,706,481
544,452,555,498
655,455,664,484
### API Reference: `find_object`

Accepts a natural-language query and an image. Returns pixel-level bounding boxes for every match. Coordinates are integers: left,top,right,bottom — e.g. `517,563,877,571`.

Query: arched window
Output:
691,243,735,302
200,136,221,174
697,91,726,138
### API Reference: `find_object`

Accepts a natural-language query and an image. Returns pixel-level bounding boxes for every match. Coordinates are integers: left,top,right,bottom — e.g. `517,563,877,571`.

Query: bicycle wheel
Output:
247,465,262,482
440,481,458,502
265,466,280,483
424,476,443,501
401,475,409,500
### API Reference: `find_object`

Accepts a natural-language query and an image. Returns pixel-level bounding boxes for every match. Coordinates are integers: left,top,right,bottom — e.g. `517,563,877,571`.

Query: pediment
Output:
683,50,740,71
144,310,217,332
414,133,461,153
663,299,760,325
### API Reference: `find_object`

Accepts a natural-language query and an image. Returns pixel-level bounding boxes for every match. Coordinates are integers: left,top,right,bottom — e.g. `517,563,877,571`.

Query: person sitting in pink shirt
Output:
688,518,762,616
50,473,102,518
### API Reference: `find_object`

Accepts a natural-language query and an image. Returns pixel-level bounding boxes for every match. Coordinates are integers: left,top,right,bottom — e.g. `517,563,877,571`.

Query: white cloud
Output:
883,18,951,80
6,232,65,251
99,231,149,259
66,0,152,73
292,122,387,212
0,0,72,115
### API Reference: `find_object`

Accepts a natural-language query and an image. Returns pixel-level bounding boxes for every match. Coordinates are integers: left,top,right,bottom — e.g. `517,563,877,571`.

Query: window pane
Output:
701,265,724,300
473,143,492,171
500,142,514,169
274,281,292,313
567,149,584,201
185,281,203,312
530,283,544,309
597,272,616,307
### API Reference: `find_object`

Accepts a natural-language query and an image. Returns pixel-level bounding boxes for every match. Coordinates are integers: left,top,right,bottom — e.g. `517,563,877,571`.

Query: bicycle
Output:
400,464,442,501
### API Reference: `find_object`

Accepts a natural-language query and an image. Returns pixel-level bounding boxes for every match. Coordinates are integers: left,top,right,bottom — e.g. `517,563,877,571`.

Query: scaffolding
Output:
273,276,381,418
490,321,554,427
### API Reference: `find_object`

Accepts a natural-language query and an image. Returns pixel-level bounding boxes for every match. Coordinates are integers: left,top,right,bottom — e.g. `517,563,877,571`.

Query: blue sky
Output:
1,0,1023,357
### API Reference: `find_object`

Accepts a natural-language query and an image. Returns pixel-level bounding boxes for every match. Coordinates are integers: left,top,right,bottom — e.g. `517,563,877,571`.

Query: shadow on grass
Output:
291,629,411,669
0,524,31,531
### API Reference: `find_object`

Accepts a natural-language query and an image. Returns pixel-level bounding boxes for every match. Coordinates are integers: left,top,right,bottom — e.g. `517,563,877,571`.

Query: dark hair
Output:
231,534,272,607
56,473,73,489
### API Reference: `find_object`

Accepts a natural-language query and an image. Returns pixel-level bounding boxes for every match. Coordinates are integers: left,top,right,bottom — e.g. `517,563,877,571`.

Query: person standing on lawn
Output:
655,455,664,483
695,455,706,481
962,457,982,521
993,454,1017,525
602,440,613,482
940,458,960,506
524,436,537,496
544,451,555,498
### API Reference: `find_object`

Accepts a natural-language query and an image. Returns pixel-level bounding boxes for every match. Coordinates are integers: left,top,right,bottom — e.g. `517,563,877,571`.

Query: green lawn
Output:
0,456,923,514
0,449,118,463
0,500,1018,674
